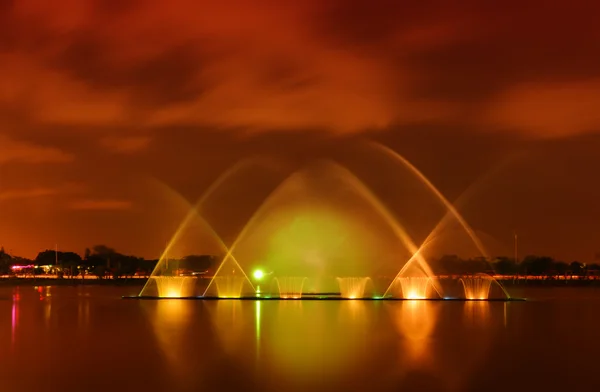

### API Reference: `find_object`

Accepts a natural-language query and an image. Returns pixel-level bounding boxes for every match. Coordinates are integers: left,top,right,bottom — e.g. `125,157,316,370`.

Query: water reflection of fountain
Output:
151,276,197,298
463,301,491,326
148,300,194,383
460,274,493,300
389,301,438,363
11,289,19,350
453,301,496,389
263,301,374,386
210,300,247,356
273,277,308,299
336,277,371,298
77,298,90,328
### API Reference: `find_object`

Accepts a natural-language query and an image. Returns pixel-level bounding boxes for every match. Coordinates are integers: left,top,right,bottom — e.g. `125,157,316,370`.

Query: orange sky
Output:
1,0,599,262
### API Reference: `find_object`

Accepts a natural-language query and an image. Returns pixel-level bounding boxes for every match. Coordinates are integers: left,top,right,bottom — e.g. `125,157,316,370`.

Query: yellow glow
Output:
148,301,193,384
265,301,372,382
463,301,491,326
255,300,261,345
405,290,425,300
337,277,371,299
210,301,245,356
390,301,438,364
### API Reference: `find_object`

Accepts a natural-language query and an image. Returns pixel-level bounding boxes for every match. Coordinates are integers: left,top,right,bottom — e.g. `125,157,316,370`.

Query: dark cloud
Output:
316,0,443,49
54,34,209,106
255,55,320,92
317,0,600,102
407,18,600,101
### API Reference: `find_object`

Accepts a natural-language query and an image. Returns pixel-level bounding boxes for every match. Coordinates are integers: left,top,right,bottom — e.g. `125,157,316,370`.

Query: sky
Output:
1,0,599,262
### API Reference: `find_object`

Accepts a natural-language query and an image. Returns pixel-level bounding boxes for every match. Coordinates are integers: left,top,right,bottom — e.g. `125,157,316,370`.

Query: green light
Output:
253,269,265,280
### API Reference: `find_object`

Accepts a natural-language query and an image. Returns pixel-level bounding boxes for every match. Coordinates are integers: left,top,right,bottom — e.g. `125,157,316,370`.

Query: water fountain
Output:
274,277,308,299
460,274,494,300
393,277,433,299
134,144,514,301
211,276,247,298
337,277,371,299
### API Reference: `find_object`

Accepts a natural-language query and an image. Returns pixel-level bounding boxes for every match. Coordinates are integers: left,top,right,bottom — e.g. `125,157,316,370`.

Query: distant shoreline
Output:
1,276,600,288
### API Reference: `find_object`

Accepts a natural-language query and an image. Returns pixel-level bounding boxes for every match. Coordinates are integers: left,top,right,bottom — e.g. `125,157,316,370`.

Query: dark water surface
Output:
2,285,600,391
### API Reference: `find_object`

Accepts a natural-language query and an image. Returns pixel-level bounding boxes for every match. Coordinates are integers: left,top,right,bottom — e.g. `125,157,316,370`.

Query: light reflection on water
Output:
148,300,192,371
2,286,600,392
390,301,438,363
11,289,19,350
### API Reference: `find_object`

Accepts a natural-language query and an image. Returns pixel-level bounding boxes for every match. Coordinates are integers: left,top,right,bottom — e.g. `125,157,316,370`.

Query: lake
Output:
2,285,600,391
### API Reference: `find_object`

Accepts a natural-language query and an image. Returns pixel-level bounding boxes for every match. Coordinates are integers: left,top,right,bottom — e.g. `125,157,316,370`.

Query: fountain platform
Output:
123,295,525,301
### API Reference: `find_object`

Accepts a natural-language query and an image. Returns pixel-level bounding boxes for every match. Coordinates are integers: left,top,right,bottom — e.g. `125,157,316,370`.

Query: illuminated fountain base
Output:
336,277,371,299
213,276,247,298
151,276,198,298
273,277,308,299
392,277,433,299
460,275,493,300
131,276,519,301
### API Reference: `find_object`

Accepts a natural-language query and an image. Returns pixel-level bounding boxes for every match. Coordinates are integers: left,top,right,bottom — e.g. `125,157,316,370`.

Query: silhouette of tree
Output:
570,261,585,276
0,248,12,275
493,257,518,275
521,255,555,275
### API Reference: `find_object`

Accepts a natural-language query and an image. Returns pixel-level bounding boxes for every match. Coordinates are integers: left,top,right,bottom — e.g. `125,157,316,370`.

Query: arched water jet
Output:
141,159,277,297
369,141,511,299
318,162,440,295
138,178,229,297
368,141,489,258
460,274,494,300
383,245,441,298
202,255,255,298
274,277,308,299
336,277,372,298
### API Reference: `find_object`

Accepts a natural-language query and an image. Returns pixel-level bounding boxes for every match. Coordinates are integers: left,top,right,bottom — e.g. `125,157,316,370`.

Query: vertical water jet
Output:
274,277,308,299
392,277,433,299
460,274,494,300
336,277,372,298
151,276,198,298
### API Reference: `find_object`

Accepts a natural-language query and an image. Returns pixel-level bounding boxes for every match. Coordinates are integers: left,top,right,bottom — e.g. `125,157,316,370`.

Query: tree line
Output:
0,245,217,279
432,254,595,276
